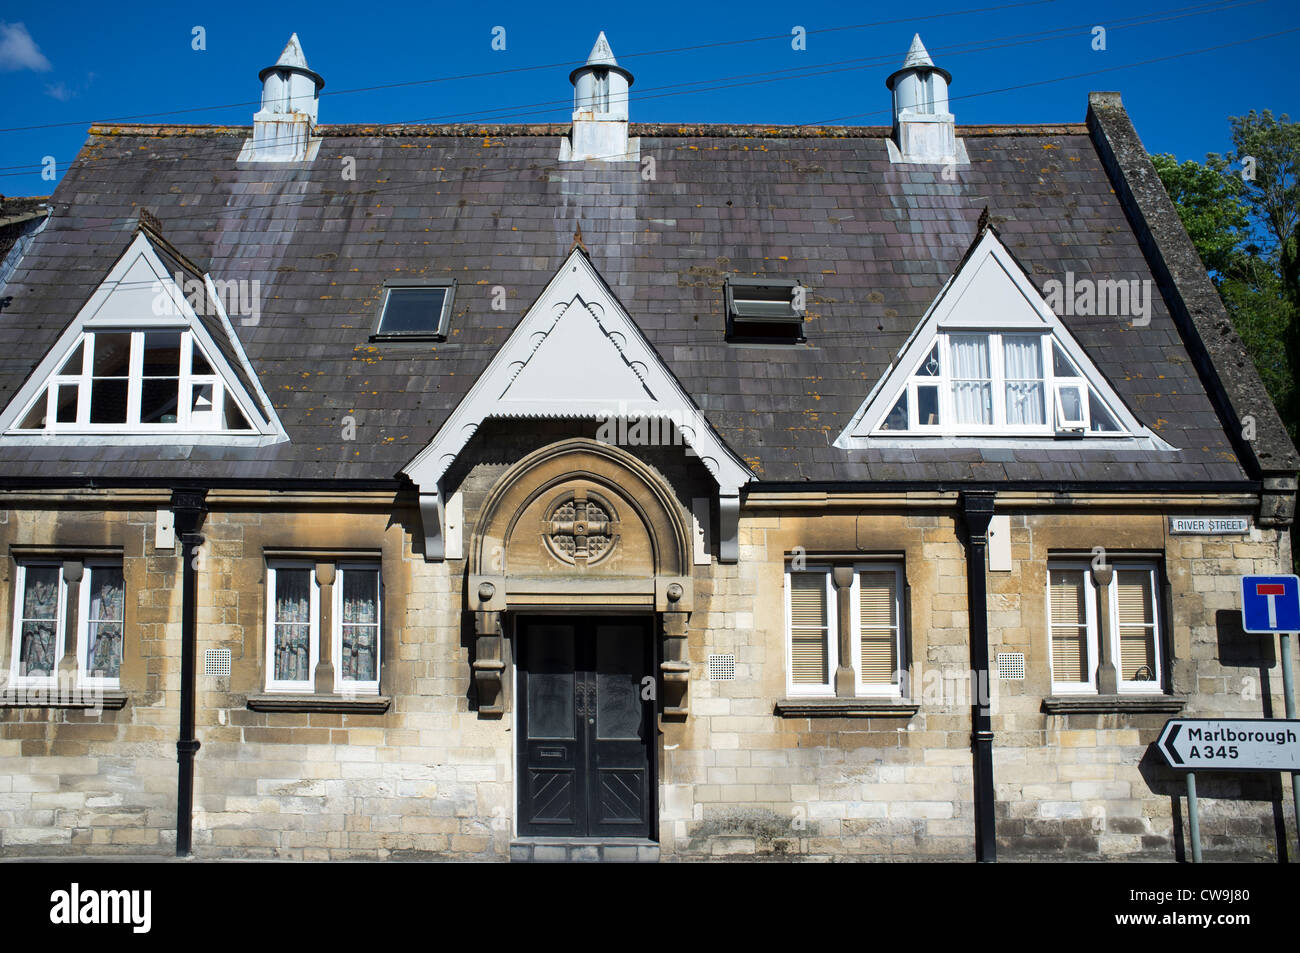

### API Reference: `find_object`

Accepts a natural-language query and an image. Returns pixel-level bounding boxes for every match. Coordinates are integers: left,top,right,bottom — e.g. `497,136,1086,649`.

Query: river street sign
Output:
1240,574,1300,633
1168,516,1250,535
1157,718,1300,772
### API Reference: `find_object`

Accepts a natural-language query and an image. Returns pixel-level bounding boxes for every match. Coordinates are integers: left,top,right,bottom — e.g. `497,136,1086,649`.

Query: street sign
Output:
1157,718,1300,772
1169,517,1250,535
1240,574,1300,633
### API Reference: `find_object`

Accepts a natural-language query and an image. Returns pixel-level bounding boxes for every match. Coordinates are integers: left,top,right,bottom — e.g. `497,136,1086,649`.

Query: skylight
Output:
724,277,804,343
374,281,456,340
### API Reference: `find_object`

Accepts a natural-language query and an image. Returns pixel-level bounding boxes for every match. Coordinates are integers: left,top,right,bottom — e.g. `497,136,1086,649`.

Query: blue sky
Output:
0,0,1296,196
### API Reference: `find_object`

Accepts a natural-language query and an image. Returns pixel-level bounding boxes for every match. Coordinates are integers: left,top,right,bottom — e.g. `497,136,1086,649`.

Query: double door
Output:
516,616,654,838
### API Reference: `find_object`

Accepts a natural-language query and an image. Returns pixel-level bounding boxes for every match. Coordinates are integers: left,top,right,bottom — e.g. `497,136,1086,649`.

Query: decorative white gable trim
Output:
403,247,753,561
0,230,286,445
835,227,1174,450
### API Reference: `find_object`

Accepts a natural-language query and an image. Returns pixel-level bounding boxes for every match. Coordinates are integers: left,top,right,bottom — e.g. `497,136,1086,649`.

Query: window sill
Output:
0,689,128,710
775,697,919,718
1041,694,1185,715
246,693,391,714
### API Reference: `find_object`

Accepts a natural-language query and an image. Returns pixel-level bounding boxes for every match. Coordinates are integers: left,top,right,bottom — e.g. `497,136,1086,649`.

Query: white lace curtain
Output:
274,570,312,683
1003,336,1045,425
950,335,992,424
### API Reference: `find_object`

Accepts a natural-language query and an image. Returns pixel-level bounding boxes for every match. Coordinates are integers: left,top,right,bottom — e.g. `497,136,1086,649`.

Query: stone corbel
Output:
655,577,693,613
473,581,506,717
1259,472,1297,527
419,489,444,562
660,610,690,720
718,492,740,564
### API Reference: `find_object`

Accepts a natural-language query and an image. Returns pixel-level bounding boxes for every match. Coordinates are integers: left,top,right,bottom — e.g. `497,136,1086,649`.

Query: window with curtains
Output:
878,332,1122,435
785,563,905,697
336,563,381,694
8,562,65,687
80,562,125,686
7,559,125,689
1047,560,1163,694
265,560,382,694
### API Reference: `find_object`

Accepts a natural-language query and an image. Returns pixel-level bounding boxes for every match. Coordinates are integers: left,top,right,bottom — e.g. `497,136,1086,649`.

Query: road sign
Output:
1240,574,1300,633
1157,718,1300,772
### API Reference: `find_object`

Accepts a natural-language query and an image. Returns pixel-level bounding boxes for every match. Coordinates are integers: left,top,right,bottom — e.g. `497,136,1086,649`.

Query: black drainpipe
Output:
960,490,997,862
171,489,208,857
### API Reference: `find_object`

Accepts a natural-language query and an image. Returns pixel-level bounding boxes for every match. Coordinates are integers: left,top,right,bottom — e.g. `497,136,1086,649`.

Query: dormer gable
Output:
836,226,1171,449
0,225,284,445
403,244,753,561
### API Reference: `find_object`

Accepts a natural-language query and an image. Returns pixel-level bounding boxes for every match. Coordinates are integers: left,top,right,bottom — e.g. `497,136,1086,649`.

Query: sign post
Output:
1240,575,1300,858
1156,717,1300,862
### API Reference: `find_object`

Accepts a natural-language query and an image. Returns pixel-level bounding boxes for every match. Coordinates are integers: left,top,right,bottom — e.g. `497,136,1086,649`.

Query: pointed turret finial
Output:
586,31,619,68
901,34,934,69
275,32,310,70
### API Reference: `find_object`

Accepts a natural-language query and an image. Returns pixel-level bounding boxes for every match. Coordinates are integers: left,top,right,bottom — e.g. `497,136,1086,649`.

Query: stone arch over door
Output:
467,438,693,719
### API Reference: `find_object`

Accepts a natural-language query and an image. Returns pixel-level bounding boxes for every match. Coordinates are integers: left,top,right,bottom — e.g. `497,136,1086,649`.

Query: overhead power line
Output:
11,21,1292,245
0,0,1258,179
0,0,1060,134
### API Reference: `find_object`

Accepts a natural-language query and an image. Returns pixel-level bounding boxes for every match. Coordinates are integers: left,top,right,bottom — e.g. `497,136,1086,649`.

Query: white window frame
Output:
333,562,382,696
15,330,251,434
78,560,125,690
874,330,1125,436
784,565,837,698
785,562,907,698
1046,561,1098,695
7,561,67,689
1109,562,1163,694
850,562,905,697
265,561,320,694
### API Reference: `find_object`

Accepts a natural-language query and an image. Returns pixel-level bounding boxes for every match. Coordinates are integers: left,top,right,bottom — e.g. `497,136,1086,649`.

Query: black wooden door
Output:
517,616,654,838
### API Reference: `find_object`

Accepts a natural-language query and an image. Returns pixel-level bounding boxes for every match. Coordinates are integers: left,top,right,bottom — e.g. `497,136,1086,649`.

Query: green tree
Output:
1154,112,1299,568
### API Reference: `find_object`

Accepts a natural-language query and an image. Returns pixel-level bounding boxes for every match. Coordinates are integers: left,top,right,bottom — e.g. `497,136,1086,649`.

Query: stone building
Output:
0,32,1295,862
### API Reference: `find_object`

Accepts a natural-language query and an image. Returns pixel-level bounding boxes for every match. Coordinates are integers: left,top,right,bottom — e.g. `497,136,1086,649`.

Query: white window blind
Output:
789,572,829,686
1115,569,1156,682
858,570,898,686
1049,568,1088,684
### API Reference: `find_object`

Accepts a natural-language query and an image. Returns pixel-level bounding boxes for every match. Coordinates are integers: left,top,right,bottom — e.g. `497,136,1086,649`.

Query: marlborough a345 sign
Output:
1157,719,1300,771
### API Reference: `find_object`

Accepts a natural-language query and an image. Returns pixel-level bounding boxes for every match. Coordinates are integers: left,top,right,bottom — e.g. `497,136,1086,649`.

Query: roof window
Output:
725,277,805,343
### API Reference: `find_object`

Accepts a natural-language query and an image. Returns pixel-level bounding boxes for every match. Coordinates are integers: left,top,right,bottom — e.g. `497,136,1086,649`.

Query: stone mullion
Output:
58,560,84,691
314,563,336,695
832,565,856,697
1091,563,1117,694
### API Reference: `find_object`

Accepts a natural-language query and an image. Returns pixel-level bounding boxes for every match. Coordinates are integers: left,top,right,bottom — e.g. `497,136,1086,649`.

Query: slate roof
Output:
0,118,1253,486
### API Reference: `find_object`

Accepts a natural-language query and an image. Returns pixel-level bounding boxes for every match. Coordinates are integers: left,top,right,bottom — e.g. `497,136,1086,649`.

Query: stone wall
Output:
1,484,1296,861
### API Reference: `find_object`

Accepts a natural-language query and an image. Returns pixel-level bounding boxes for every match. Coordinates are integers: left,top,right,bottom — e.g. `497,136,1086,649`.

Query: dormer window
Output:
373,280,457,341
14,329,252,433
725,277,805,343
877,331,1123,435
